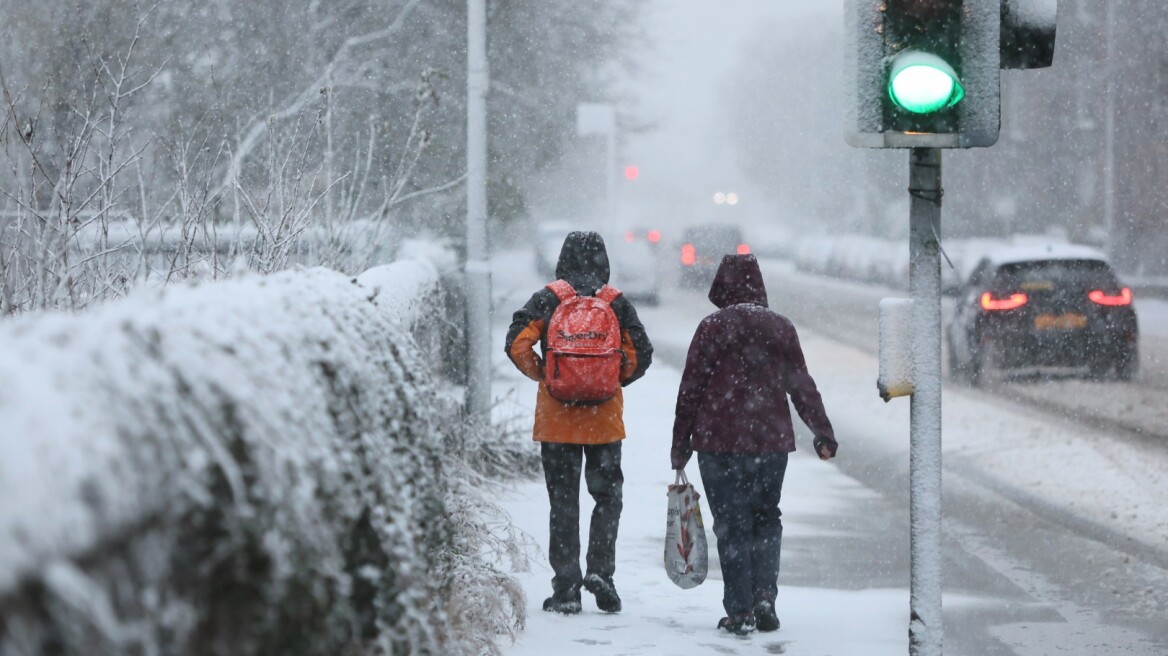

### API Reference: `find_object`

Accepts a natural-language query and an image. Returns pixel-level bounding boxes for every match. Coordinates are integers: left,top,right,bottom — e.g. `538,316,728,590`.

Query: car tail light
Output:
980,291,1028,311
736,243,751,255
624,230,636,243
1089,288,1132,306
681,243,696,266
647,229,661,244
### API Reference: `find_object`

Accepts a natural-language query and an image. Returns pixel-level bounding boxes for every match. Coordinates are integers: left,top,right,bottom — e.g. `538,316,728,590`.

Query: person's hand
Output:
814,436,838,460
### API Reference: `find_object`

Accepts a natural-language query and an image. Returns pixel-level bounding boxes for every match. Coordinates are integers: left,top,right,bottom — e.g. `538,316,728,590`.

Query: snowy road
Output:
760,259,1168,443
488,248,1168,655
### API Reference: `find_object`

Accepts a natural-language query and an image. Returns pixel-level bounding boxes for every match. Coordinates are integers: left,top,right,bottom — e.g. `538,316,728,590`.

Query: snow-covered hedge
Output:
0,260,474,655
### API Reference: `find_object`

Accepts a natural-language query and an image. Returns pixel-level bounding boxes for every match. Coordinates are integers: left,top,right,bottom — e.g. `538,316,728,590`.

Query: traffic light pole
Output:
907,147,943,656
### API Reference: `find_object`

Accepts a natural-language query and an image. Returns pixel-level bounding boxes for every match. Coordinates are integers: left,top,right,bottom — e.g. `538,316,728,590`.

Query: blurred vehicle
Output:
678,224,749,289
608,237,660,306
533,220,573,279
947,245,1139,384
622,226,665,249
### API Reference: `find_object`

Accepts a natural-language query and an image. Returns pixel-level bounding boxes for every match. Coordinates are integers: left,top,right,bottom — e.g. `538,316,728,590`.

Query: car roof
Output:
607,237,654,255
684,223,741,232
978,243,1110,268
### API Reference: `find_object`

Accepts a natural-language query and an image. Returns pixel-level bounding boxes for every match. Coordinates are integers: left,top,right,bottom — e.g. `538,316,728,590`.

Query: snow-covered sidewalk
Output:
491,351,909,655
488,262,911,654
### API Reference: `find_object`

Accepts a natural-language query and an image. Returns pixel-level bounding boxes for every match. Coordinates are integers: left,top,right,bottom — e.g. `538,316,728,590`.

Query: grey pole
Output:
465,0,492,418
576,103,618,235
1102,1,1116,261
907,147,943,656
606,126,617,236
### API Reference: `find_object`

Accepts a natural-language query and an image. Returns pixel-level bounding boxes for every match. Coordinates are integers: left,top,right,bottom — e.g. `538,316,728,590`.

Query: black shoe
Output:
717,612,756,636
542,593,581,615
753,601,780,632
583,573,622,613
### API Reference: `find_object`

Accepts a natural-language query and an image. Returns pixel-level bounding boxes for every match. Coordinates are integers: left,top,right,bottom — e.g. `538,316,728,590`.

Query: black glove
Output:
813,436,838,459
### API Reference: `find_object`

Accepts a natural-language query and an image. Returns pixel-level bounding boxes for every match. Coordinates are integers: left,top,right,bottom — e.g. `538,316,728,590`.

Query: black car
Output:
947,245,1139,384
677,224,748,289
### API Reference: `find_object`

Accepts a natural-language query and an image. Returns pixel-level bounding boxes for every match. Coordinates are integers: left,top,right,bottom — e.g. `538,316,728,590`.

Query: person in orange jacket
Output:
505,231,653,614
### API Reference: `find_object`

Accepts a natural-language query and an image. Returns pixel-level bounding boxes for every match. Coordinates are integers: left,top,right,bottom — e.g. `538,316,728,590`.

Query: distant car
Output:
678,224,749,289
621,226,665,249
947,245,1139,384
608,237,659,306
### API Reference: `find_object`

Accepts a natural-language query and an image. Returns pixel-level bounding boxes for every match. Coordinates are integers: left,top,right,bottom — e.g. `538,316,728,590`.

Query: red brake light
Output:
624,230,636,243
647,229,661,243
980,292,1028,311
681,243,696,266
736,243,751,255
1089,288,1132,306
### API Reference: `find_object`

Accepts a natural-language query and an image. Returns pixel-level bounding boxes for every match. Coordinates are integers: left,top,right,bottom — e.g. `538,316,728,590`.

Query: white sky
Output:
621,1,840,215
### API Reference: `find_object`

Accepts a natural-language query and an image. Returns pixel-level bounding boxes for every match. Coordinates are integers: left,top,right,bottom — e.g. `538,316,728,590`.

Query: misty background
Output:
2,0,1165,318
554,0,1167,281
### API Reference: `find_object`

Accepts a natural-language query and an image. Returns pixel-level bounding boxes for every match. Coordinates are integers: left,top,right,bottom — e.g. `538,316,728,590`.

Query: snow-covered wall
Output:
0,260,462,655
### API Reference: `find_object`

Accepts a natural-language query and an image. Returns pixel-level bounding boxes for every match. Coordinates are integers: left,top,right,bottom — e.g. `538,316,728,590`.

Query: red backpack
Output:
544,280,624,404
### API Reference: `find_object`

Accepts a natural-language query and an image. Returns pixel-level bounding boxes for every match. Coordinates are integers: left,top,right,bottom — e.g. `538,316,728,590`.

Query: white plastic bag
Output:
664,469,709,589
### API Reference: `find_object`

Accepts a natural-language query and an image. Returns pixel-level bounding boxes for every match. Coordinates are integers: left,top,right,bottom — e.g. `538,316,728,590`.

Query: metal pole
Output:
908,147,943,656
606,127,617,236
1102,1,1116,260
465,0,492,418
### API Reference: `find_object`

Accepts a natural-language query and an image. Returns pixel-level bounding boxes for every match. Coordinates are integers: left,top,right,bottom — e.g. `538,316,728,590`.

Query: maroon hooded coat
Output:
671,254,837,470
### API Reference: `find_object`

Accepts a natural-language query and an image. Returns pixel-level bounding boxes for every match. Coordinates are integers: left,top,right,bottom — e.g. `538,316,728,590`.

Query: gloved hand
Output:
813,435,838,460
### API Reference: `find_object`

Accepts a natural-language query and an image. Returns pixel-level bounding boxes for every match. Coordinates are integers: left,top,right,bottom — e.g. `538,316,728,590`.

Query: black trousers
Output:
541,441,624,597
699,452,789,616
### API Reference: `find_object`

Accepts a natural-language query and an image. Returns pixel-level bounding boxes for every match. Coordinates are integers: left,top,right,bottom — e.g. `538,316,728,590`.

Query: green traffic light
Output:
888,51,964,114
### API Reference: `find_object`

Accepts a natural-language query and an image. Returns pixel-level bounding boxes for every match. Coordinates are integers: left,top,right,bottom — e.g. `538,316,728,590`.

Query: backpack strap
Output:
595,285,622,304
547,280,576,301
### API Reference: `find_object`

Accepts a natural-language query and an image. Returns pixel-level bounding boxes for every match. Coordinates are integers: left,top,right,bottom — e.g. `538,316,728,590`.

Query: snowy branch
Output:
215,0,425,198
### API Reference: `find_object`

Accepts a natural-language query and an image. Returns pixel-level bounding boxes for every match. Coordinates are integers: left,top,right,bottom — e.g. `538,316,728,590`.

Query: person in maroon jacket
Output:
671,253,838,635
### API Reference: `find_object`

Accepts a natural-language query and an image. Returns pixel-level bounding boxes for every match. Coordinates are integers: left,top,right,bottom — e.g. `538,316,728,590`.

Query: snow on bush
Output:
0,260,516,655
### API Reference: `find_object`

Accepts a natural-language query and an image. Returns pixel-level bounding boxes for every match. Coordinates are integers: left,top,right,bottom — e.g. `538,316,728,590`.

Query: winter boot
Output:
753,601,781,632
717,612,756,636
542,589,582,615
583,573,622,613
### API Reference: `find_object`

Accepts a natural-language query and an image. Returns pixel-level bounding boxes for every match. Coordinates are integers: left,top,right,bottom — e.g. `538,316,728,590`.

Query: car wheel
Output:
1116,345,1139,381
1087,355,1112,380
946,335,968,384
969,338,996,387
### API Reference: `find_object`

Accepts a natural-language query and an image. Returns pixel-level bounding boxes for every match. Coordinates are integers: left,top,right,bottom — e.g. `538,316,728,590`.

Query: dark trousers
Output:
541,442,624,597
698,451,789,617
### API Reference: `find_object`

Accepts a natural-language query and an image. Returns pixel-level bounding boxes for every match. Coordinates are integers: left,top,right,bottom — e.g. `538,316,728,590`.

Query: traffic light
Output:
845,0,1003,148
1000,0,1057,69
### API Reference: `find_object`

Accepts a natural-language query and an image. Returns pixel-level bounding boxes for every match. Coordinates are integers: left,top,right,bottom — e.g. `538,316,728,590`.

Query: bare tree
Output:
1,0,647,314
0,12,161,313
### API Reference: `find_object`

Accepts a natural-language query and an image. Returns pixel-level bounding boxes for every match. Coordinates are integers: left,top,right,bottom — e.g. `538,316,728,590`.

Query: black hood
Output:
555,231,610,292
708,254,768,308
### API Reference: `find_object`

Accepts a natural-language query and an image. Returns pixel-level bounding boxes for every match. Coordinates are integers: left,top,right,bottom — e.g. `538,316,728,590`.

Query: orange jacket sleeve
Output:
619,328,638,381
508,319,546,382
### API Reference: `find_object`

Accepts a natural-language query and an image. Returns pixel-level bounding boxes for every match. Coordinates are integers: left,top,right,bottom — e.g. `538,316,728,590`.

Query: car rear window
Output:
683,226,743,253
994,259,1118,291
